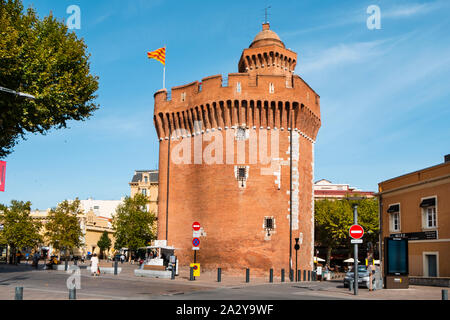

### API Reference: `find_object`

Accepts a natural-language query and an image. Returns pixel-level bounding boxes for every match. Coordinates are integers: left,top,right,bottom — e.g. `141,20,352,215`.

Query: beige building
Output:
314,179,375,200
129,170,159,217
378,155,450,278
30,199,123,257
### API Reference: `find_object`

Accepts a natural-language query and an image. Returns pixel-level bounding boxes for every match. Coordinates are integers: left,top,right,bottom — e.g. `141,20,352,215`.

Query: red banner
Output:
0,161,6,192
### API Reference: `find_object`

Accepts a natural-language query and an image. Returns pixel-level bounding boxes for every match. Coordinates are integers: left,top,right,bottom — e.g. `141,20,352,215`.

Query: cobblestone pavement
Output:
0,262,447,300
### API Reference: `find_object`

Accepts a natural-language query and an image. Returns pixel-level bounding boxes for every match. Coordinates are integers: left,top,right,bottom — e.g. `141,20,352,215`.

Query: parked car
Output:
343,266,375,288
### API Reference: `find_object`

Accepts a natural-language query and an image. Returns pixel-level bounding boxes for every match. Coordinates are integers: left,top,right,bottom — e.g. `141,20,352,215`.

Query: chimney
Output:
445,154,450,163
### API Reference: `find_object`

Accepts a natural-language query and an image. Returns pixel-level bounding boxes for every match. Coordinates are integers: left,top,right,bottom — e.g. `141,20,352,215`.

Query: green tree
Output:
112,194,156,261
0,200,42,264
45,199,84,259
97,231,112,260
0,0,99,158
315,197,379,265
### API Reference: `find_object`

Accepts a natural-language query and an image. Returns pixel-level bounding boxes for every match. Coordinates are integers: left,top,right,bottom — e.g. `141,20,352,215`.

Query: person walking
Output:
366,252,375,291
120,254,125,264
90,253,99,277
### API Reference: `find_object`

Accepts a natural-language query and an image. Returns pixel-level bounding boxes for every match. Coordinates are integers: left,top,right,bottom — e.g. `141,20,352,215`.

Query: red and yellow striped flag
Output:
147,47,165,66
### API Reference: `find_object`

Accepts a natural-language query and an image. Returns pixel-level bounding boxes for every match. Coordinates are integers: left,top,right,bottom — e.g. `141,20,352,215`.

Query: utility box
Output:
384,237,409,289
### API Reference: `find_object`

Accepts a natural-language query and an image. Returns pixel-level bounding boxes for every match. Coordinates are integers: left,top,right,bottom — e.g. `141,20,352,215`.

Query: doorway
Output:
424,253,438,277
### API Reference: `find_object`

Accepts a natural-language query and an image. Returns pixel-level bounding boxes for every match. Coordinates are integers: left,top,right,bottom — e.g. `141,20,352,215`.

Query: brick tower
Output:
153,23,321,274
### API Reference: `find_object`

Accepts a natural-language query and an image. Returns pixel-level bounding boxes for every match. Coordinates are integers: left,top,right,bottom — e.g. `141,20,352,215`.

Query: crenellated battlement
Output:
153,73,321,143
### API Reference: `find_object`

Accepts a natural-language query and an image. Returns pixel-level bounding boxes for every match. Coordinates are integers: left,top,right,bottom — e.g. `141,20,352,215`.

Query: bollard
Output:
303,270,306,282
289,269,294,282
269,269,273,283
297,270,301,282
114,259,118,275
15,287,23,300
246,268,250,283
189,267,194,281
65,258,68,271
217,268,222,283
281,269,285,283
69,288,76,300
308,270,311,282
171,265,175,280
349,280,354,292
443,289,448,301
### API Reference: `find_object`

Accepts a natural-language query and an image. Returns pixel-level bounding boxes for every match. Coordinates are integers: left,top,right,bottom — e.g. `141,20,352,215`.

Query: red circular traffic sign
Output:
349,225,364,240
192,222,201,231
193,238,200,247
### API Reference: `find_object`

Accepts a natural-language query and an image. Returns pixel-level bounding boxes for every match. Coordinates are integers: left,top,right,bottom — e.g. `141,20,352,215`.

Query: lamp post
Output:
347,196,367,296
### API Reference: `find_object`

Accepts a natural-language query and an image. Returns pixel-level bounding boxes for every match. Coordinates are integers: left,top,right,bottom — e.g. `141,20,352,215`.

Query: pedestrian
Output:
120,254,125,264
25,253,30,265
81,254,85,264
91,253,99,277
366,252,375,291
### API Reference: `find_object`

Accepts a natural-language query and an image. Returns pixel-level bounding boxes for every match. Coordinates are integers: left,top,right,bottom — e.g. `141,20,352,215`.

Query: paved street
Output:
0,262,447,301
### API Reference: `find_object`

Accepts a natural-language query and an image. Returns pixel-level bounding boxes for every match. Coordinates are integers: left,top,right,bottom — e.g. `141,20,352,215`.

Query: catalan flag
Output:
147,47,166,66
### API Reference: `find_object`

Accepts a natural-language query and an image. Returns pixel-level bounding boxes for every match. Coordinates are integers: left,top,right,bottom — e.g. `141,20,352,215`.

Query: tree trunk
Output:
326,246,332,267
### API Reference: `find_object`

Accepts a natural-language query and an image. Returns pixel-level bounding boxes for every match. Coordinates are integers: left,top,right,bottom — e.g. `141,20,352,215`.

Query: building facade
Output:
129,170,159,217
29,199,122,257
314,179,375,200
153,23,321,273
378,156,450,278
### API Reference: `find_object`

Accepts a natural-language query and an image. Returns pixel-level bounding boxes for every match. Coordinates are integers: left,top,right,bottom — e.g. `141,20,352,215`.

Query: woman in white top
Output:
90,253,99,276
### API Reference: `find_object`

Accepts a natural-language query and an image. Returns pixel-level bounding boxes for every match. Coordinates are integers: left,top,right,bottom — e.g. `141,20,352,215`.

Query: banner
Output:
0,161,6,192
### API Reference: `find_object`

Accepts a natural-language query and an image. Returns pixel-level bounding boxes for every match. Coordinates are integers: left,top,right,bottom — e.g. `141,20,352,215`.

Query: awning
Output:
387,204,400,213
420,198,436,208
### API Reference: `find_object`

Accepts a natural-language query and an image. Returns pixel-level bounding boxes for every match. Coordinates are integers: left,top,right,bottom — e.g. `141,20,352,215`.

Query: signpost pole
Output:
353,204,359,296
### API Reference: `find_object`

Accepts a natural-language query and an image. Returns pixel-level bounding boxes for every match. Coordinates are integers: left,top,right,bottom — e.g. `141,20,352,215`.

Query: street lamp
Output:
0,86,36,100
294,238,300,282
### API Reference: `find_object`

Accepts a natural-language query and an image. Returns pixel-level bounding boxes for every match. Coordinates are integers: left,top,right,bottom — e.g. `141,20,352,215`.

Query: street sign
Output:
351,239,363,244
192,222,201,231
349,225,364,240
193,230,201,238
192,238,200,247
190,263,200,277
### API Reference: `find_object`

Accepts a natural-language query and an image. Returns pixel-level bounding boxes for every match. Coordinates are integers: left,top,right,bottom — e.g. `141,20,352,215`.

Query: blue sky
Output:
1,0,449,210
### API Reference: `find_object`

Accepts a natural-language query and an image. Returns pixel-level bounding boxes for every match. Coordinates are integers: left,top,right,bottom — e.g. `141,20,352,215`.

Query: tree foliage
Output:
44,199,84,255
0,200,42,256
112,194,156,255
0,0,99,158
97,230,112,256
315,197,379,264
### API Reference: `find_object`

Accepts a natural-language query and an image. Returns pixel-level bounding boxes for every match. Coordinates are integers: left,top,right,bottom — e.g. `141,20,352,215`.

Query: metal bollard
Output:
65,258,68,271
171,266,175,280
15,287,23,300
303,270,306,282
217,268,222,283
297,270,301,282
246,268,250,283
443,289,448,301
189,267,194,281
269,269,273,283
349,280,354,292
69,288,76,300
289,269,294,282
114,259,118,275
308,270,311,281
281,269,285,282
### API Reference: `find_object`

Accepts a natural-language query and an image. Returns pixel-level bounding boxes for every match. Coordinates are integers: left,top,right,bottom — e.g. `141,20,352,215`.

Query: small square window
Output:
265,217,274,230
236,82,241,93
269,83,275,94
238,167,246,180
181,92,186,102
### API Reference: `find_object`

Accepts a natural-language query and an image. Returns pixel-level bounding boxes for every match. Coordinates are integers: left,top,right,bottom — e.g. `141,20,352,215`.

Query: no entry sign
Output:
192,222,201,231
349,225,364,240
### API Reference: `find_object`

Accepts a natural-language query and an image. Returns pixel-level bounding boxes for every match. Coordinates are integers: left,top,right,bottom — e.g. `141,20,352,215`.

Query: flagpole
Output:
163,45,166,89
